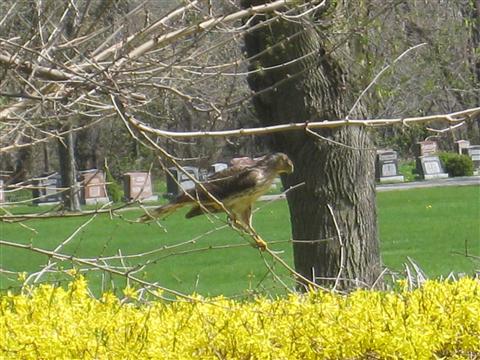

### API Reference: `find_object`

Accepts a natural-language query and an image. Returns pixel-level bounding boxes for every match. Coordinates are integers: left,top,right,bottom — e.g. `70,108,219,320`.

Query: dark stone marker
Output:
375,150,404,183
166,166,199,197
32,172,62,205
417,155,448,180
414,140,447,179
462,145,480,174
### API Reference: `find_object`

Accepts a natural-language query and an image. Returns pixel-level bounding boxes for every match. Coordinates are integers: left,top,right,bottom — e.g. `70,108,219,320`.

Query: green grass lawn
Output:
1,186,478,297
377,185,479,276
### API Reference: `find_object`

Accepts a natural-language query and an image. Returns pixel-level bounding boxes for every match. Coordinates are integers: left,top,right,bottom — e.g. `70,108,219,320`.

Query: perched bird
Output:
138,152,294,250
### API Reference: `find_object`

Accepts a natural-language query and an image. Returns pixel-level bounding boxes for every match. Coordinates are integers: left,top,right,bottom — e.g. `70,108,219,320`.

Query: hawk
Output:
138,152,294,250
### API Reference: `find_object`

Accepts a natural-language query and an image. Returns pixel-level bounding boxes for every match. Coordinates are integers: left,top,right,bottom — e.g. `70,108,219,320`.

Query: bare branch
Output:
125,106,480,139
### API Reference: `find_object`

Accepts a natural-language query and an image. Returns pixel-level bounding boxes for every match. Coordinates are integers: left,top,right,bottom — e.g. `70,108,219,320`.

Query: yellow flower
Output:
17,272,27,282
1,277,479,359
65,268,78,277
122,285,138,299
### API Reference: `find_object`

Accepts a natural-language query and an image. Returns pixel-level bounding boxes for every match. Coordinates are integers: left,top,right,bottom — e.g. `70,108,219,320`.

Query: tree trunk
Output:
57,9,81,212
471,0,480,83
43,143,50,173
13,146,33,183
467,0,480,143
242,3,383,290
75,126,99,170
58,130,81,212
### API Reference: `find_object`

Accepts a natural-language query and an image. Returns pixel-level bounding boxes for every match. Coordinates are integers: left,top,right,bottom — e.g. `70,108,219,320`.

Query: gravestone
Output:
417,156,449,180
455,140,470,155
415,141,438,157
0,179,4,203
462,145,480,174
209,162,228,175
165,166,199,197
32,173,62,205
414,141,448,179
80,169,109,205
199,168,209,182
124,172,158,201
375,150,404,183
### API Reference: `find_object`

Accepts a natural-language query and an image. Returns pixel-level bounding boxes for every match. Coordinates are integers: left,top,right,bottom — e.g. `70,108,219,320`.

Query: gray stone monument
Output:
209,162,228,175
415,141,448,179
166,166,199,197
32,173,62,205
455,140,470,155
375,150,404,183
417,156,448,180
199,168,209,182
124,172,158,202
462,145,480,175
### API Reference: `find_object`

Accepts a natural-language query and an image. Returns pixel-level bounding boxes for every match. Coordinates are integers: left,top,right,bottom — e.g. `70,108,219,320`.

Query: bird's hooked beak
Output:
284,159,294,174
279,156,294,175
269,152,294,174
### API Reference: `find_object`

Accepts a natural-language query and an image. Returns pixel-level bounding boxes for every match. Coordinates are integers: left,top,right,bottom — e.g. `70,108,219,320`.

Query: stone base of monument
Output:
85,196,110,205
423,173,449,180
36,201,61,206
138,195,159,202
378,175,405,183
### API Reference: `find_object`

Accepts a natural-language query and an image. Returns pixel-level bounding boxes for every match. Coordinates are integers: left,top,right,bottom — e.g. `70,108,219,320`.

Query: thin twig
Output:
327,204,345,292
346,43,427,119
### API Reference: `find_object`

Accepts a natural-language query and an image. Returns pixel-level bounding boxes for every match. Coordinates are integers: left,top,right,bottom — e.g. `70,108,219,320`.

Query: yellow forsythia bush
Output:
1,277,479,359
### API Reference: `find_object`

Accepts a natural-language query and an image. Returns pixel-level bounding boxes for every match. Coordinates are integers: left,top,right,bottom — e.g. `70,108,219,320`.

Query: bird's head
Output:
268,152,294,175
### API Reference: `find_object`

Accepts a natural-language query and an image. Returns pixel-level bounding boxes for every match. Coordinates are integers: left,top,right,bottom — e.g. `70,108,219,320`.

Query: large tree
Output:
241,1,382,289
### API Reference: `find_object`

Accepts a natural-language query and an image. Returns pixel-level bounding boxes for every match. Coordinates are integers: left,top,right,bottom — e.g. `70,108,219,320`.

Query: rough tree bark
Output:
242,2,383,289
466,0,480,143
471,0,480,83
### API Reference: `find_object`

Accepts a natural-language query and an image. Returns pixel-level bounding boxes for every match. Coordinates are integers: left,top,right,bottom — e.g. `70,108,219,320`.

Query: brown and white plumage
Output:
138,153,294,249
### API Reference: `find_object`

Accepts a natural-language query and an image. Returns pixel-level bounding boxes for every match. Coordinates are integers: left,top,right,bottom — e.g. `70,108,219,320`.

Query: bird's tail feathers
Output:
137,203,184,223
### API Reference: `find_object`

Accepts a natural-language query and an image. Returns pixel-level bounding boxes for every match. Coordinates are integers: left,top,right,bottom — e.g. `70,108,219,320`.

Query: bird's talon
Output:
253,237,267,251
